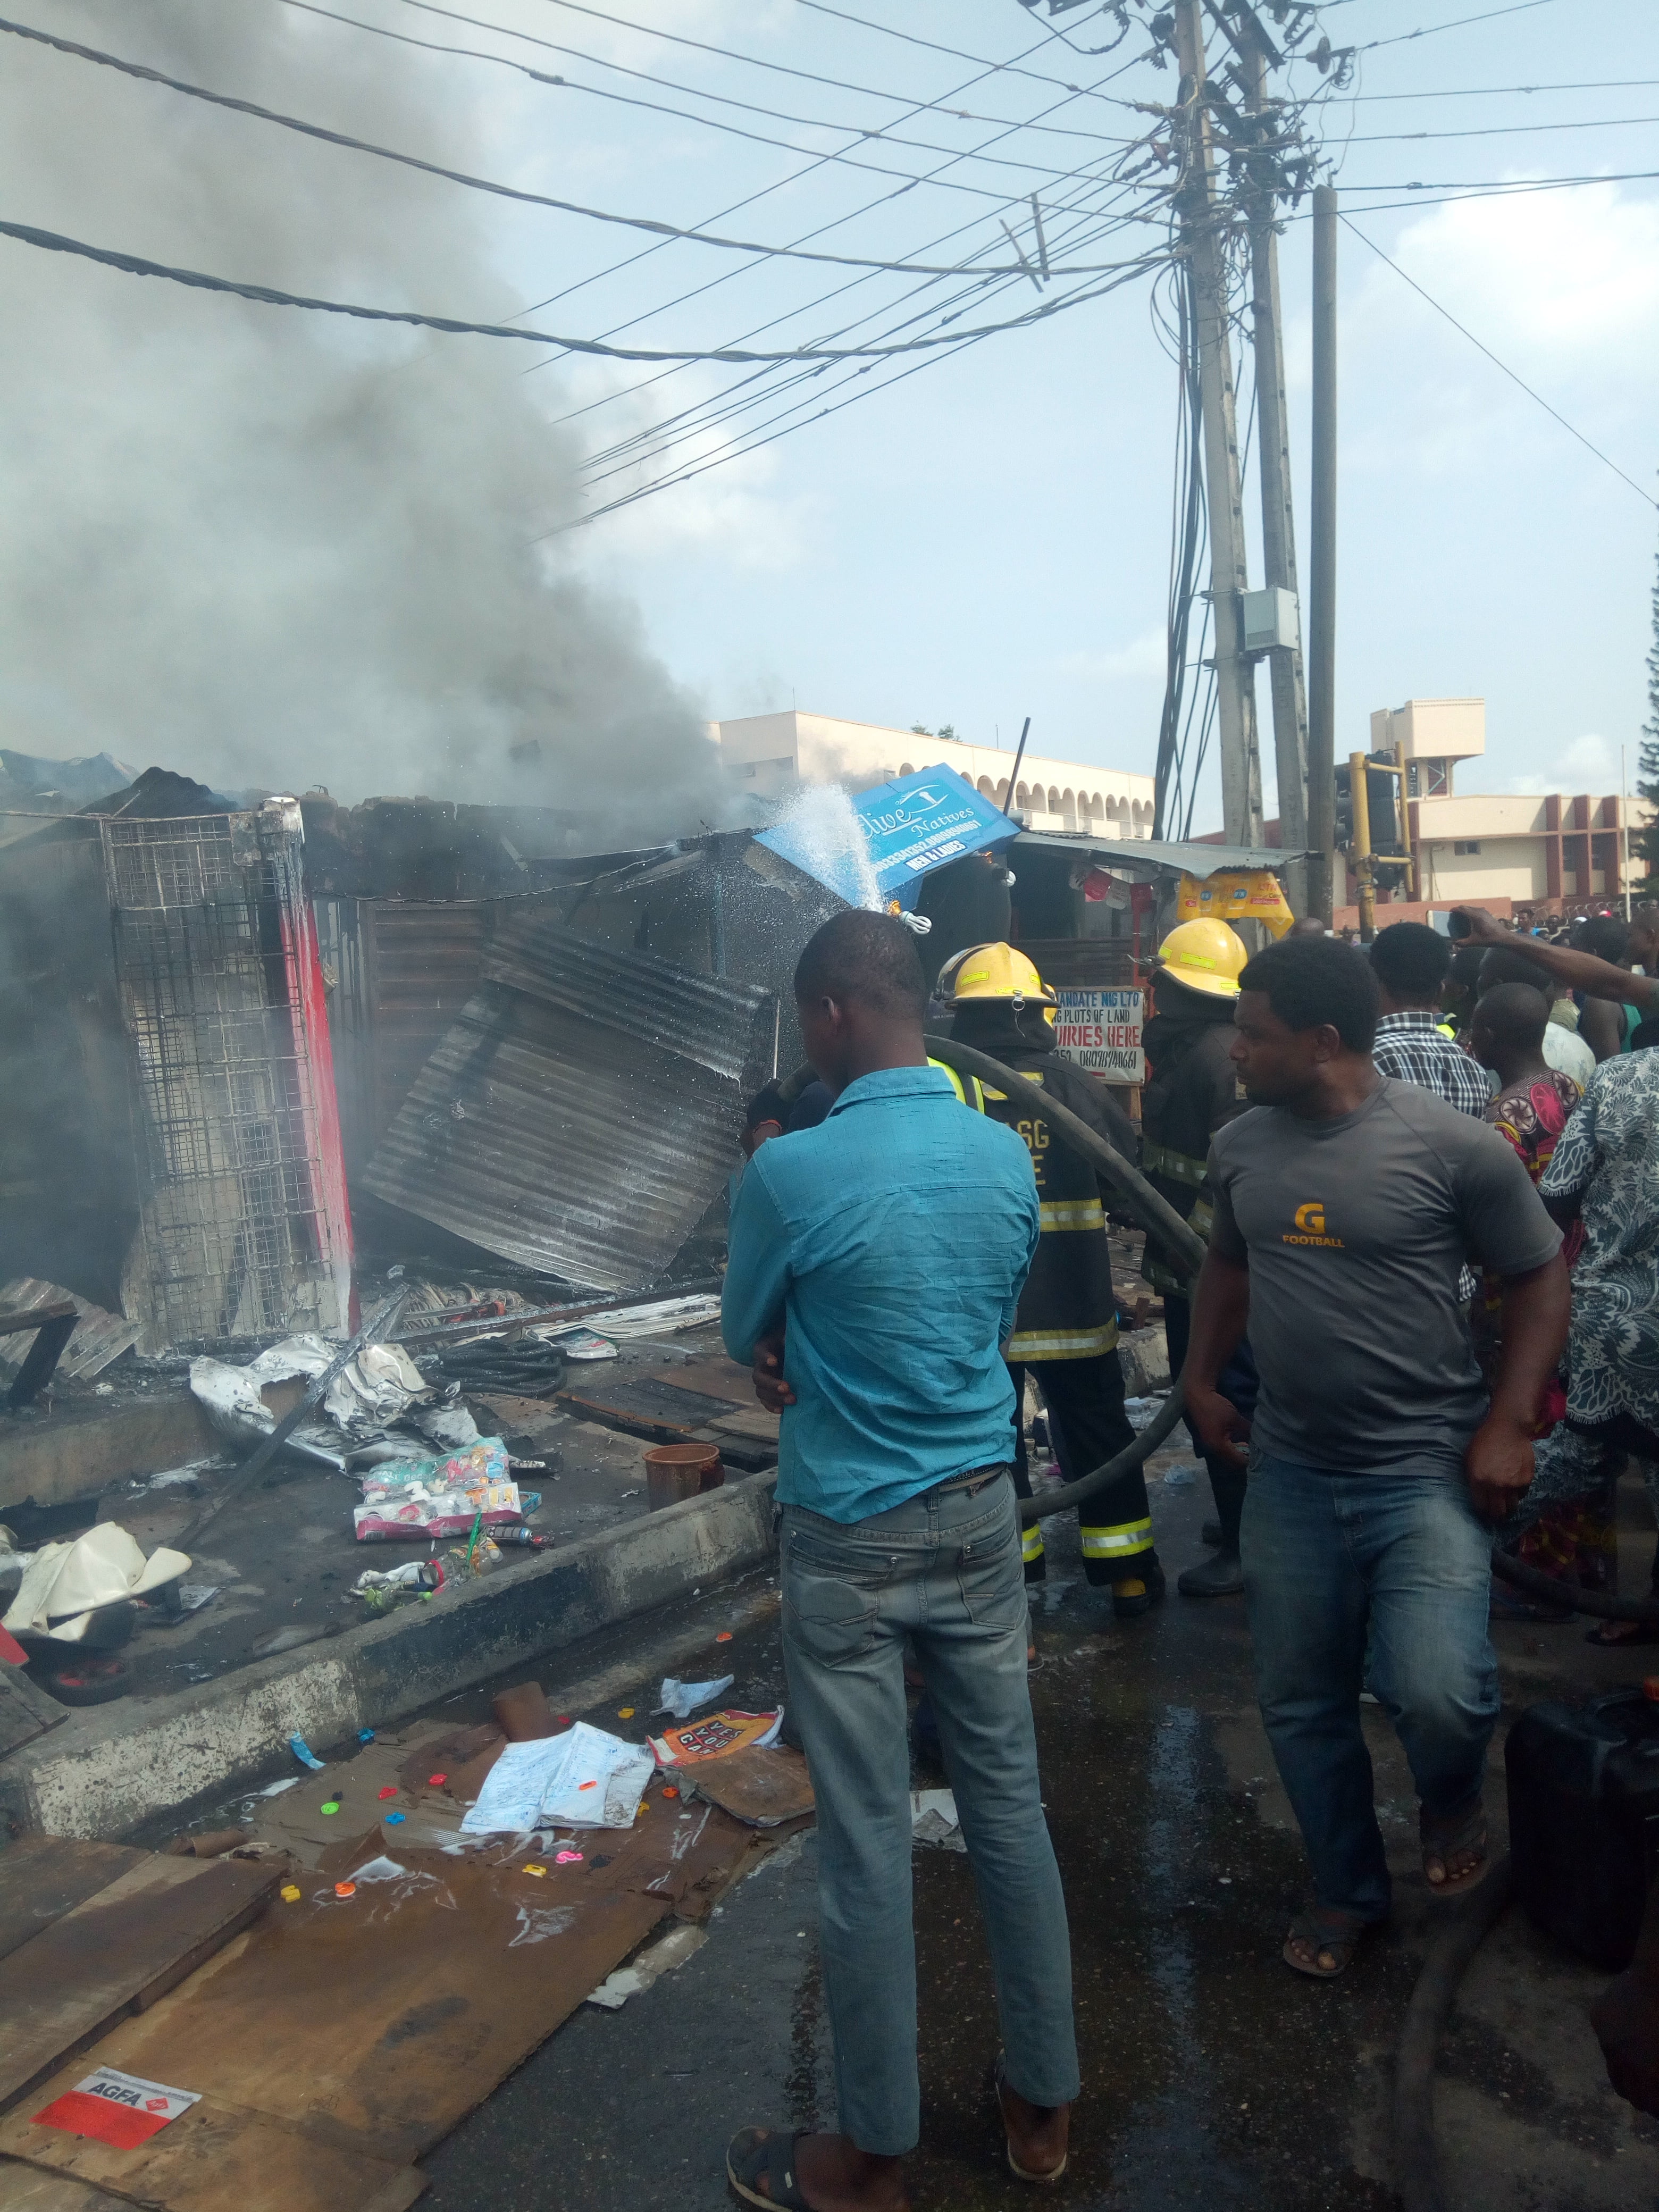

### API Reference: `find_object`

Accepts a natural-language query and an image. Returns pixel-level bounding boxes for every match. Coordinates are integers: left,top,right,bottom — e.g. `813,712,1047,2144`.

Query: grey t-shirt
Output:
1208,1076,1562,1472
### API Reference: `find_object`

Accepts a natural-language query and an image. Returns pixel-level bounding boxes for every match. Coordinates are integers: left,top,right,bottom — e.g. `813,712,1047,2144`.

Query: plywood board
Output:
690,1746,816,1829
0,2092,424,2212
0,1855,282,2114
0,1839,146,1968
0,1663,68,1758
0,2156,144,2212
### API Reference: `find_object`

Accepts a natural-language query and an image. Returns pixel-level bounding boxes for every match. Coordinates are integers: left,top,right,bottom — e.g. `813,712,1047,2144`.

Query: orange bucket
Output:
644,1442,725,1512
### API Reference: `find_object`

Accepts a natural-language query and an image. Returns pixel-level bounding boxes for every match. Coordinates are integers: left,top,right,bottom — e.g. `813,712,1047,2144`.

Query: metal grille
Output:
106,811,351,1349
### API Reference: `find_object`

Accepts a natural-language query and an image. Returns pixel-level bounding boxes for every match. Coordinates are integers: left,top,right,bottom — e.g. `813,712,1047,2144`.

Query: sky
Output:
4,0,1657,834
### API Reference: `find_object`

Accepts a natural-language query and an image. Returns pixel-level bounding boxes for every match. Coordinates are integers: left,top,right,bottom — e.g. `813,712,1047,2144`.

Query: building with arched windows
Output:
712,711,1155,838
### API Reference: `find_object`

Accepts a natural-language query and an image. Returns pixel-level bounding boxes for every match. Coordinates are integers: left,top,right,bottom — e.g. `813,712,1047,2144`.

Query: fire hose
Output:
921,1034,1648,2208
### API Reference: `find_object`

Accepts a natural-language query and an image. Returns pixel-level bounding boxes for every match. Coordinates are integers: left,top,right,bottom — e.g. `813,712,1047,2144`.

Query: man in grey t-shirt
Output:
1185,937,1568,1980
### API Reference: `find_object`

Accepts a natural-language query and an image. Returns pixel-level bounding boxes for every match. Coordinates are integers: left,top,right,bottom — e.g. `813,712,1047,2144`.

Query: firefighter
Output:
940,942,1164,1619
1138,918,1258,1598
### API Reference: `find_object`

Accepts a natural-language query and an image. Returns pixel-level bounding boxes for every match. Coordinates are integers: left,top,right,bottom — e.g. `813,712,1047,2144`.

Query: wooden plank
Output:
0,1664,69,1758
0,1856,282,2115
0,2157,142,2212
0,1839,146,1967
556,1373,745,1443
0,2092,425,2212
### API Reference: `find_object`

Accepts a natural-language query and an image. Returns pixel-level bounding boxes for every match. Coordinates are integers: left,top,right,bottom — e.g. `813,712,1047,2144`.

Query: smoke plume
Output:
0,0,731,837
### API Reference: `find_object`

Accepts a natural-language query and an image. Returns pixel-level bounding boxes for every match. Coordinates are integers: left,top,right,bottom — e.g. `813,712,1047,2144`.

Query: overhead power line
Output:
1344,78,1659,102
1339,213,1657,512
398,0,1129,144
1350,0,1566,52
0,214,1174,362
1345,113,1659,143
1,11,1129,274
789,0,1136,104
517,0,1130,132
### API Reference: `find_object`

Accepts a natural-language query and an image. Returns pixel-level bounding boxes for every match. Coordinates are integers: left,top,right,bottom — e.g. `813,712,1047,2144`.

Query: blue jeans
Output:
781,1470,1079,2154
1241,1452,1500,1924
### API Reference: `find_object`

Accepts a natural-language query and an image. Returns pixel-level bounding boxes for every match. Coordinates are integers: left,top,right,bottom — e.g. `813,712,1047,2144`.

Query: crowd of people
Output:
716,900,1659,2210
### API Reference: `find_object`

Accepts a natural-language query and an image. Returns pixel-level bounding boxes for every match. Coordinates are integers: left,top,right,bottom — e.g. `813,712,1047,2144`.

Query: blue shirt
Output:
722,1065,1041,1522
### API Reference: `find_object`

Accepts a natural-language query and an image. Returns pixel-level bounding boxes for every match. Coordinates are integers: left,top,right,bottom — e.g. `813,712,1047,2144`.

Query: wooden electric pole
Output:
1306,185,1339,925
1172,0,1263,852
1241,30,1310,916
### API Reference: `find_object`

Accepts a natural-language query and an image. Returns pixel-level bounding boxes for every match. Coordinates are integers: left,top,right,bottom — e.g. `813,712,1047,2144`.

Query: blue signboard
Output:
756,767,1018,910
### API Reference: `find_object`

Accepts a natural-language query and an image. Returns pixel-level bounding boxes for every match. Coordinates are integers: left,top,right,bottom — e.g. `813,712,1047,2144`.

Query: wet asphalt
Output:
417,1459,1659,2211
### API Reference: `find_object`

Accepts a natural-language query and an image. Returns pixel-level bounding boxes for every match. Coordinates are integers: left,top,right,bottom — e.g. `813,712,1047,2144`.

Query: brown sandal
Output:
1421,1804,1490,1897
1282,1904,1377,1979
993,2055,1069,2184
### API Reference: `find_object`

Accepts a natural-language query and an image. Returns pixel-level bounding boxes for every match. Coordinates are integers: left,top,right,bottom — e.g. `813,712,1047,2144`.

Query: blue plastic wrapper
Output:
289,1732,326,1771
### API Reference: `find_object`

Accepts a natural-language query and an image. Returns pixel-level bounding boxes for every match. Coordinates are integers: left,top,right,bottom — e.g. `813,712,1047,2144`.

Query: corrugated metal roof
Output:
0,1279,143,1380
1012,831,1300,879
362,924,773,1291
480,910,766,1083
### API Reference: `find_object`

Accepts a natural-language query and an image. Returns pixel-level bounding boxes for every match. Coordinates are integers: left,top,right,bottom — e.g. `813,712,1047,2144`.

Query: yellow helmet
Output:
936,941,1057,1012
1154,918,1247,1000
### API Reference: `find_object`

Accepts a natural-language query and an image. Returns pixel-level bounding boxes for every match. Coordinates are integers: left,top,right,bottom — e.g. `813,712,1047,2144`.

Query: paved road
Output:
418,1457,1659,2210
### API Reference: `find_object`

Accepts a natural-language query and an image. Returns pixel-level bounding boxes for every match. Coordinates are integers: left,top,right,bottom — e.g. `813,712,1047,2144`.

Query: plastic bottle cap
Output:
578,1779,597,1790
334,1882,356,1898
378,1786,398,1800
523,1863,547,1877
384,1812,406,1825
428,1773,448,1786
618,1708,635,1719
320,1801,340,1816
280,1884,301,1903
715,1631,733,1643
662,1786,679,1799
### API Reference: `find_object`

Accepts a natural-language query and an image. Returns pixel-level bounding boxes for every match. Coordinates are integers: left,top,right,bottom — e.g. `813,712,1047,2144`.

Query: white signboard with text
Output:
1053,986,1143,1085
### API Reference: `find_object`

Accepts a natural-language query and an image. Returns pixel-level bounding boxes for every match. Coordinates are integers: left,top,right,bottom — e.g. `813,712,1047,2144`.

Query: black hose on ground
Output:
1392,1855,1514,2212
920,1034,1204,1524
1489,1547,1659,1622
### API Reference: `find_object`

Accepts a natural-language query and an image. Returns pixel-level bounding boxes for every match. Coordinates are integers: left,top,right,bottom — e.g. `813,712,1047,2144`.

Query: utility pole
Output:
1306,185,1339,924
1239,26,1309,916
1172,0,1263,852
1348,749,1376,942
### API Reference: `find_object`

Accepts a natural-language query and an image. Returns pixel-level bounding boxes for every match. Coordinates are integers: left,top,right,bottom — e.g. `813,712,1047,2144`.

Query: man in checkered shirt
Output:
1368,923,1490,1119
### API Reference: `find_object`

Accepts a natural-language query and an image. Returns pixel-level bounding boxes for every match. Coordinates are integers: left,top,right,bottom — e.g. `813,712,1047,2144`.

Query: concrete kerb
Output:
0,1470,777,1843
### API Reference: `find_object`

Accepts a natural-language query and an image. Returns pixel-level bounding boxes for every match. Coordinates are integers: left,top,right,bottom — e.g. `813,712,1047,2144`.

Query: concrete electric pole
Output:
1172,0,1263,852
1241,27,1310,916
1306,185,1339,925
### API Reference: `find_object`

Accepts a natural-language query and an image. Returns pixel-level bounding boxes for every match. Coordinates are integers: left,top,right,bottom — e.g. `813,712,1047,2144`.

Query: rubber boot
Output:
1178,1548,1245,1599
1109,1553,1166,1620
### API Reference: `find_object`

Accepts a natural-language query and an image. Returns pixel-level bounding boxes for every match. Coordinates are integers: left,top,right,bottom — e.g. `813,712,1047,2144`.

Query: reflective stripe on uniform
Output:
1079,1518,1153,1557
1037,1198,1105,1233
1006,1320,1119,1359
929,1058,986,1113
1142,1139,1208,1187
1021,1523,1045,1563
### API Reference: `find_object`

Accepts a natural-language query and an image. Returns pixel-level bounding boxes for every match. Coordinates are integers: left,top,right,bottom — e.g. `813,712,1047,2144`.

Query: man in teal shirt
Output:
722,911,1079,2212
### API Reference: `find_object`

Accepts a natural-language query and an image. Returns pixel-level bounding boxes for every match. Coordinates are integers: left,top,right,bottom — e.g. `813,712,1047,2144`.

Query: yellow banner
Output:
1177,869,1294,940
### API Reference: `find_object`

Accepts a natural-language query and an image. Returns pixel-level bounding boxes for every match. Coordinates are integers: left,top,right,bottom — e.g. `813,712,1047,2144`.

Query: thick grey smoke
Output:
0,0,731,836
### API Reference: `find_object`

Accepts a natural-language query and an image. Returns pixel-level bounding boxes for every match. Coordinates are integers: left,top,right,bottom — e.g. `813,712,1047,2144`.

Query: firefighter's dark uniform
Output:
1139,977,1259,1553
950,1001,1153,1590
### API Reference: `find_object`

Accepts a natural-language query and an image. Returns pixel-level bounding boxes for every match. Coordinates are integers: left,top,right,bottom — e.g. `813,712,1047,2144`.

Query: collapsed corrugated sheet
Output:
362,917,774,1289
0,1279,142,1380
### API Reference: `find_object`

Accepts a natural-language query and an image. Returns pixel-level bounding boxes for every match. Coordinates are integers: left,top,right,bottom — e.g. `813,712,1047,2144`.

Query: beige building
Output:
1333,697,1652,916
714,710,1156,839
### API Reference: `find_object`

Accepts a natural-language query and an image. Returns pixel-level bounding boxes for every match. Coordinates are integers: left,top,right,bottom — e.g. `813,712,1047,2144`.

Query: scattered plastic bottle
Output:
494,1527,546,1548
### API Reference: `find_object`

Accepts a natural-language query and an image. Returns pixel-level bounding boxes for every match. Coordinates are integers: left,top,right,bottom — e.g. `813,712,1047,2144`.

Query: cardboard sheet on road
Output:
0,1795,768,2212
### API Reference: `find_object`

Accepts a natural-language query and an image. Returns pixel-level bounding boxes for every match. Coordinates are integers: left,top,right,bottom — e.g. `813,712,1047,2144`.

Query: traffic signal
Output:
1334,760,1354,849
